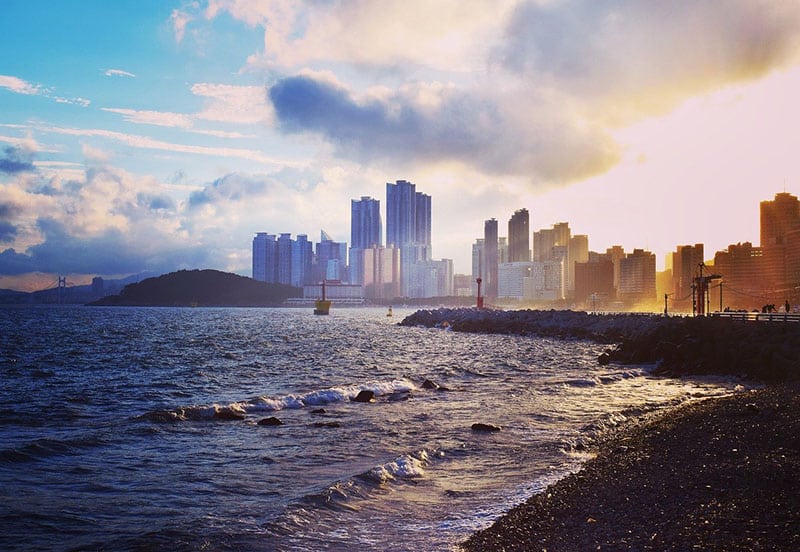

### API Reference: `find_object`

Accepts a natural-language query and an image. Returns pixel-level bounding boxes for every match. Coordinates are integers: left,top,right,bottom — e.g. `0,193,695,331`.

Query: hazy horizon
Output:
2,1,800,292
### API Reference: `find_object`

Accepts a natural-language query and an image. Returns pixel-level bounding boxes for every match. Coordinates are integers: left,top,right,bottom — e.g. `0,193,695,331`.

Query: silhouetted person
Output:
786,300,791,313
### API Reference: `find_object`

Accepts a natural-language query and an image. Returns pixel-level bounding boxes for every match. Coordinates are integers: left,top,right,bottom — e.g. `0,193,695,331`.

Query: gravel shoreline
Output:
462,383,800,551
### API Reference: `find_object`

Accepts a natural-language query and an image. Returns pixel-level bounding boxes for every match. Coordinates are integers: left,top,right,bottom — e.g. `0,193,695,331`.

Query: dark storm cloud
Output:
0,219,211,276
0,146,35,174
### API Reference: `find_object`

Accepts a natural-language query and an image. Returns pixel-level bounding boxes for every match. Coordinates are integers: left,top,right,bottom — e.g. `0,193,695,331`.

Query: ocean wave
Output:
138,378,418,422
267,448,445,541
0,435,106,463
551,368,646,389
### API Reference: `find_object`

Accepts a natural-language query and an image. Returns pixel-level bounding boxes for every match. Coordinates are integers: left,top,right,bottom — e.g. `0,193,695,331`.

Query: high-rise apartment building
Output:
761,192,800,247
276,233,293,285
386,179,432,297
471,238,484,296
568,234,589,293
351,196,382,249
350,196,382,285
484,218,499,298
605,245,626,293
253,232,310,286
619,248,657,304
713,242,764,310
574,260,615,307
760,192,800,293
672,244,704,306
291,234,313,287
416,192,432,252
362,244,401,299
508,208,530,263
252,232,275,282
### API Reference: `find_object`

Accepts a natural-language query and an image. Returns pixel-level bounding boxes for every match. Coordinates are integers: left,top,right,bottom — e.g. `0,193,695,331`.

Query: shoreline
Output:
461,383,800,550
397,309,800,550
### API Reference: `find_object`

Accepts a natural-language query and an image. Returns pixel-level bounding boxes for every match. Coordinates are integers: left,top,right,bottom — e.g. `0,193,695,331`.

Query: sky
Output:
2,1,800,291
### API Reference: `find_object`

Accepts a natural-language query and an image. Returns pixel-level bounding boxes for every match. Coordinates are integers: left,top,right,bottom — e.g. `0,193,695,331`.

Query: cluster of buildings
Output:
252,180,452,303
472,213,655,308
253,187,800,312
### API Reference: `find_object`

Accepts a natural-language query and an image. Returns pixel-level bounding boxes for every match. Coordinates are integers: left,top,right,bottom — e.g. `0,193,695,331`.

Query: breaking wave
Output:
138,378,418,422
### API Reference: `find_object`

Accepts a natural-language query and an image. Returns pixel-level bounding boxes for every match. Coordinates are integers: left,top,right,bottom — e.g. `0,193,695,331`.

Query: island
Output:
88,269,301,307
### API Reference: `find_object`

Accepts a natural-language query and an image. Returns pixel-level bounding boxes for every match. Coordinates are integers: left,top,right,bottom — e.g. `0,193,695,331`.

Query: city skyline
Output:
2,2,800,291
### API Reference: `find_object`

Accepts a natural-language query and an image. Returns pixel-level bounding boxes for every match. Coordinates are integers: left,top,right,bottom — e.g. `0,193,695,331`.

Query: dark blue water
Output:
0,306,741,551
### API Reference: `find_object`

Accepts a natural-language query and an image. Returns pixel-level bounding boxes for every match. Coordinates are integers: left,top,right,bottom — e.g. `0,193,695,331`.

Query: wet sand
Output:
463,383,800,551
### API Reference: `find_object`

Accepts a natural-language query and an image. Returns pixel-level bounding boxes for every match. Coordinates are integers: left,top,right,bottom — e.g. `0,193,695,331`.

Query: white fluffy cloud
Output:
0,75,42,95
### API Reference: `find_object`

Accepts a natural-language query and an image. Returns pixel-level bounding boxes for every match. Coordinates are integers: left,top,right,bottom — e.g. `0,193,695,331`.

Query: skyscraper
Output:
619,248,657,304
508,208,530,263
760,192,800,293
252,232,272,282
386,179,432,297
761,192,800,247
351,196,382,249
484,218,498,299
276,233,293,285
386,180,417,249
350,196,382,286
672,244,704,306
291,234,313,287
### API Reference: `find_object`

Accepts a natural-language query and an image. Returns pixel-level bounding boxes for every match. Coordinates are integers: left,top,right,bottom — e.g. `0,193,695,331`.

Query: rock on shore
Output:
401,308,800,381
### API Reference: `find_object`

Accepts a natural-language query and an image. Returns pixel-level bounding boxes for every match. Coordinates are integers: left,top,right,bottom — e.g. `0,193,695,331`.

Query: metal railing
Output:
710,311,800,323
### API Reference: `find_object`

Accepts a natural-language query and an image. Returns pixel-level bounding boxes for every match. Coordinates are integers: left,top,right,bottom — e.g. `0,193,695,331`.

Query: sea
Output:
0,305,744,551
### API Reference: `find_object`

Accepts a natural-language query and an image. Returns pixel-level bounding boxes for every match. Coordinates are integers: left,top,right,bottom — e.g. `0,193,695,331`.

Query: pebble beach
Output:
399,309,800,551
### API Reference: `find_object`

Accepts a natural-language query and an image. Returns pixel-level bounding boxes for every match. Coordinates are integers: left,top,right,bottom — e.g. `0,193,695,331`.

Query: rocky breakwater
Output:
400,308,800,382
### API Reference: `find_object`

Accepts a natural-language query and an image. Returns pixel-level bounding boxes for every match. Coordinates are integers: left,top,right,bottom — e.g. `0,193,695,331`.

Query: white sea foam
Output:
368,450,432,483
146,378,418,421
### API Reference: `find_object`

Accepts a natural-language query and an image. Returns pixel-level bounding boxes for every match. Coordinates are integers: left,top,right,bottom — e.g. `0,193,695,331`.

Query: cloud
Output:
171,7,195,43
188,172,270,208
0,219,209,276
0,75,42,95
0,74,90,107
0,202,22,242
81,144,111,163
31,124,292,167
191,82,274,125
54,96,91,107
0,146,35,174
0,159,212,277
0,221,16,242
206,0,515,72
268,74,619,183
99,83,270,135
495,0,800,121
101,107,193,128
104,69,136,78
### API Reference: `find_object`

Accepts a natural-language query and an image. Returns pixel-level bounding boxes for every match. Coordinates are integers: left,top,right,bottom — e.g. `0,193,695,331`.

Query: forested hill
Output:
89,269,302,307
